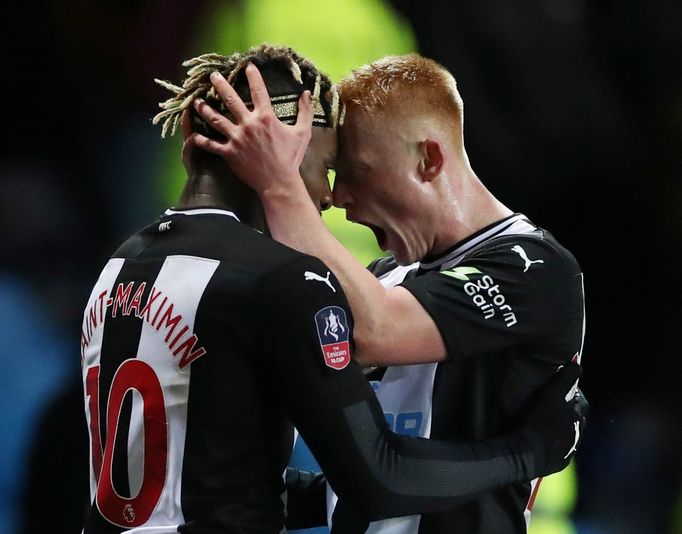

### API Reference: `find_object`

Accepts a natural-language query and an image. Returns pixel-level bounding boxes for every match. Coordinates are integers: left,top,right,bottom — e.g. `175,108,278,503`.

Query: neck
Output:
177,168,266,232
430,164,513,255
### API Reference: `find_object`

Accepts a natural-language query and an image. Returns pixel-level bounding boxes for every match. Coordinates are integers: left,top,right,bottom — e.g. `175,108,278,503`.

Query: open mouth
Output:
362,222,388,250
346,214,388,250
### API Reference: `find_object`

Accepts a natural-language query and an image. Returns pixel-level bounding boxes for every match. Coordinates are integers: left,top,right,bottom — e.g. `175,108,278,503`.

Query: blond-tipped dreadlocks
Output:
152,44,341,139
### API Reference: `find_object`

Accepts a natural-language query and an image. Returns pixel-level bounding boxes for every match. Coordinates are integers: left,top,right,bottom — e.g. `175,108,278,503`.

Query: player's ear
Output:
417,138,444,183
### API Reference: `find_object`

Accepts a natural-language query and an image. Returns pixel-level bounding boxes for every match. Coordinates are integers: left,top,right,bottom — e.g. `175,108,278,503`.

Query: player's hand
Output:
518,362,587,476
188,64,314,196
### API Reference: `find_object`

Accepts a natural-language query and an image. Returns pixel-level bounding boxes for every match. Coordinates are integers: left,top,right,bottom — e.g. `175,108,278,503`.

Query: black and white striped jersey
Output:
81,208,572,534
328,213,585,534
81,208,303,534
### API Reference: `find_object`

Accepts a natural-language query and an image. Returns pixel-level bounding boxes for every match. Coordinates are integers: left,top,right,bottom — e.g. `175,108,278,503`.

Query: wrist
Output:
260,174,312,210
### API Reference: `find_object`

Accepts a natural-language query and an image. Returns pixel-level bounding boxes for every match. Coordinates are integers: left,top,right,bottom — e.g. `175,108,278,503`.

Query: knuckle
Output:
224,94,237,107
243,121,255,135
230,132,243,146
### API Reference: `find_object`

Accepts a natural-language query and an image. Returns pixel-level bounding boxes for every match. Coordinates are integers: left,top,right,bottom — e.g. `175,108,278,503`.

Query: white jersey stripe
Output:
377,262,419,285
128,255,219,528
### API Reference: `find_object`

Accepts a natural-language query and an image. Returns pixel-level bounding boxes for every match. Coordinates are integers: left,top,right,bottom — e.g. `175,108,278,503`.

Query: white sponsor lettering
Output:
463,274,518,327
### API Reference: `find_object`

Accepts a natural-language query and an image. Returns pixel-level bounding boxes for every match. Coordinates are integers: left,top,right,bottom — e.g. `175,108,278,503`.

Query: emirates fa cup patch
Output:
314,306,351,370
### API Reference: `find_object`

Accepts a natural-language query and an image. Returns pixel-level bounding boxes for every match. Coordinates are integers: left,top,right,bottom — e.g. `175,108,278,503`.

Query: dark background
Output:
2,1,680,533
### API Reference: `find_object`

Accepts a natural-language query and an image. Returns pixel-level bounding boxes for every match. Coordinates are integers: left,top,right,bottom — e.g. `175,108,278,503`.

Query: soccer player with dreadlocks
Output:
81,45,584,534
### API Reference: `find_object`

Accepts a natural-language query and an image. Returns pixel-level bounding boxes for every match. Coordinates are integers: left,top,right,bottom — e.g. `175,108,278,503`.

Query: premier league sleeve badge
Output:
314,306,351,370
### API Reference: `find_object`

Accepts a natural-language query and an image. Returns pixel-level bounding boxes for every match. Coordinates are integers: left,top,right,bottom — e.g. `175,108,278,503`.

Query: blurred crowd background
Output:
2,1,680,533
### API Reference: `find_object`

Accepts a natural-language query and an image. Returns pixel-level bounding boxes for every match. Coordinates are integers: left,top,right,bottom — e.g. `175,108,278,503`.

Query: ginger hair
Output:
337,54,464,135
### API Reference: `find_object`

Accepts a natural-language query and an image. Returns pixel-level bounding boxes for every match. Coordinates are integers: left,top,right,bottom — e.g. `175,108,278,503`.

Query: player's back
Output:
81,208,303,534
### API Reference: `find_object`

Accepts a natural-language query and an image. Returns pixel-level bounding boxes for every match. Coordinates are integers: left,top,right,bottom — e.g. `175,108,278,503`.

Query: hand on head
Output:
186,64,314,196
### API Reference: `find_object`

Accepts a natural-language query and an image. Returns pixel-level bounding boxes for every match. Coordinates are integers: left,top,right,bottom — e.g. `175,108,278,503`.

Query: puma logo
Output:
511,245,544,272
304,271,336,293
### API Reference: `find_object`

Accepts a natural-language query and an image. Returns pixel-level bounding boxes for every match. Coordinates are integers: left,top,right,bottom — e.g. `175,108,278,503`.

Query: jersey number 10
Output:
85,359,168,527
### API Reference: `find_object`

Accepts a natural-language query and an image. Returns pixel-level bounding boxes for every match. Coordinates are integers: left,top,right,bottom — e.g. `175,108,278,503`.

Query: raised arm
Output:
251,255,585,523
189,65,446,367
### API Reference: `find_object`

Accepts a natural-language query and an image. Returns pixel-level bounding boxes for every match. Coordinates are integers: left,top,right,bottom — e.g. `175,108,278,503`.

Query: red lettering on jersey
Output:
125,282,147,317
156,302,183,342
97,290,108,323
151,296,168,328
173,334,207,369
112,282,134,318
139,287,162,323
97,359,167,526
168,325,189,350
89,304,98,332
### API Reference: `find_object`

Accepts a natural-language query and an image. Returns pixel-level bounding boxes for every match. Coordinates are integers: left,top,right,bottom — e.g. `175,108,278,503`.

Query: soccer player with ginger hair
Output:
192,52,587,533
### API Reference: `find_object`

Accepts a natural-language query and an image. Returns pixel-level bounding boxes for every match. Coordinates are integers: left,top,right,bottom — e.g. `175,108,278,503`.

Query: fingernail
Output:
305,90,312,103
210,71,222,81
193,98,203,108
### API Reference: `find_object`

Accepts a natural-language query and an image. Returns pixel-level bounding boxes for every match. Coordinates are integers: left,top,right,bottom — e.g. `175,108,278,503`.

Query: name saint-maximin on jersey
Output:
80,280,207,369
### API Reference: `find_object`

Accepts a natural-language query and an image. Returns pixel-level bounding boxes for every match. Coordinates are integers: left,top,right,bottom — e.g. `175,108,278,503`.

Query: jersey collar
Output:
164,207,240,222
419,213,536,272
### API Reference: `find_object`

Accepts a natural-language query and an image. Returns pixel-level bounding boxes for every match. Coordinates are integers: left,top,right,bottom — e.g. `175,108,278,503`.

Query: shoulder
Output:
405,230,583,317
111,221,158,259
252,253,345,305
464,231,581,280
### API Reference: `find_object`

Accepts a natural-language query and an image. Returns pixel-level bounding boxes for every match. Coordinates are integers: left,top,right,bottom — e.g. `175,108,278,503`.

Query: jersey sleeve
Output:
250,255,547,523
284,467,328,530
401,236,583,364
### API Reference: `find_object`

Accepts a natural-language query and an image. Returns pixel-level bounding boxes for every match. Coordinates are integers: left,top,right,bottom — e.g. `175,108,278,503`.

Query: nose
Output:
320,191,333,212
319,175,333,212
332,179,352,209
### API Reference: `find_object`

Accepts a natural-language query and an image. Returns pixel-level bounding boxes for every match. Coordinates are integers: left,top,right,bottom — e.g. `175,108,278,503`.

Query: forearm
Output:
319,398,540,521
